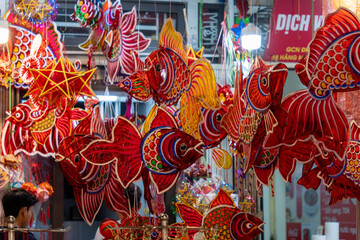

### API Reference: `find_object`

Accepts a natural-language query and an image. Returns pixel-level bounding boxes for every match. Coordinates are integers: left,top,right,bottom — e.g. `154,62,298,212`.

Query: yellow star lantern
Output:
25,58,96,107
12,0,55,22
13,0,40,17
238,201,254,212
177,184,197,205
178,184,188,196
187,46,204,65
36,1,54,20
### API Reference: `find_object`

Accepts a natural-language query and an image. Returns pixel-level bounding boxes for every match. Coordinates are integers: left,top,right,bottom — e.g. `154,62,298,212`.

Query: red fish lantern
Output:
266,8,360,171
222,57,288,172
80,106,204,194
171,189,264,240
56,106,130,225
120,18,220,140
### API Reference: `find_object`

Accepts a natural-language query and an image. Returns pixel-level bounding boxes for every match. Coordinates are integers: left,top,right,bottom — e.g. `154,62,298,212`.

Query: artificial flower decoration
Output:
72,0,101,28
21,182,53,202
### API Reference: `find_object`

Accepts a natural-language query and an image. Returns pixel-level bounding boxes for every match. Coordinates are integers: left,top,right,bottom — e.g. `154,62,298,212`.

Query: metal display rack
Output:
1,216,70,240
1,214,220,240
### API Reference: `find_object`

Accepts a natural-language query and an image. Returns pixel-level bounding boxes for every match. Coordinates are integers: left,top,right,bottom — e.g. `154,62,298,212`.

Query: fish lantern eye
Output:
261,77,267,85
246,223,253,228
122,78,132,91
74,154,80,163
216,113,222,122
26,62,31,68
180,143,187,151
323,151,328,157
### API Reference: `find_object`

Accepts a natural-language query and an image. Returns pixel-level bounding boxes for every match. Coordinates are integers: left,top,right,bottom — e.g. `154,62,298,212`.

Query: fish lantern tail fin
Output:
328,186,356,205
274,89,349,164
169,203,203,238
179,59,220,139
81,116,143,188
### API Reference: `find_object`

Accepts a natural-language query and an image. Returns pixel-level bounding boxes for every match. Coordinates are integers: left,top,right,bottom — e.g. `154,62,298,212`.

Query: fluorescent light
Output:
241,23,261,50
97,95,118,101
77,96,118,102
241,35,261,50
0,19,9,44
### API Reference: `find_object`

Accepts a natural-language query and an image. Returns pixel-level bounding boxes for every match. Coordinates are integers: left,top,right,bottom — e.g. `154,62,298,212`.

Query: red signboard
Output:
320,185,357,240
287,222,302,240
263,0,324,62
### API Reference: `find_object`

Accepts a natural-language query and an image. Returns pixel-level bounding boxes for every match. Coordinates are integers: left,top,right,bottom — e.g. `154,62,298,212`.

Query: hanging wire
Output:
250,0,252,16
134,184,138,210
256,0,259,56
61,0,68,48
199,0,203,48
154,0,157,18
137,0,141,52
211,25,223,63
183,8,190,45
311,0,315,38
103,86,115,119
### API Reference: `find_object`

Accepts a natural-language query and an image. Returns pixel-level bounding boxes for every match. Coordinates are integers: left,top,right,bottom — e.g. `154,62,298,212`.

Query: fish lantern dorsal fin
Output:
350,120,360,141
30,34,42,56
250,56,266,72
159,18,188,65
209,188,235,209
307,8,360,75
149,106,179,129
91,105,107,138
74,105,106,138
102,0,112,12
175,203,203,227
141,106,178,136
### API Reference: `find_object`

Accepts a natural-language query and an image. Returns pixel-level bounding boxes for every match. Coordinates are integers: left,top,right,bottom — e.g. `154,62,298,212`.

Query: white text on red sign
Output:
275,14,324,34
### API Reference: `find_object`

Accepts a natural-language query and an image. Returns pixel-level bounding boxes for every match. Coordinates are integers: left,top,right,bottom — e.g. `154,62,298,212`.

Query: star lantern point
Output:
25,58,96,107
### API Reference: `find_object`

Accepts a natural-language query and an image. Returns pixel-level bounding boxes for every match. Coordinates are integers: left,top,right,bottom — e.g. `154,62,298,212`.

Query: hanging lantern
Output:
241,23,261,50
0,18,9,44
